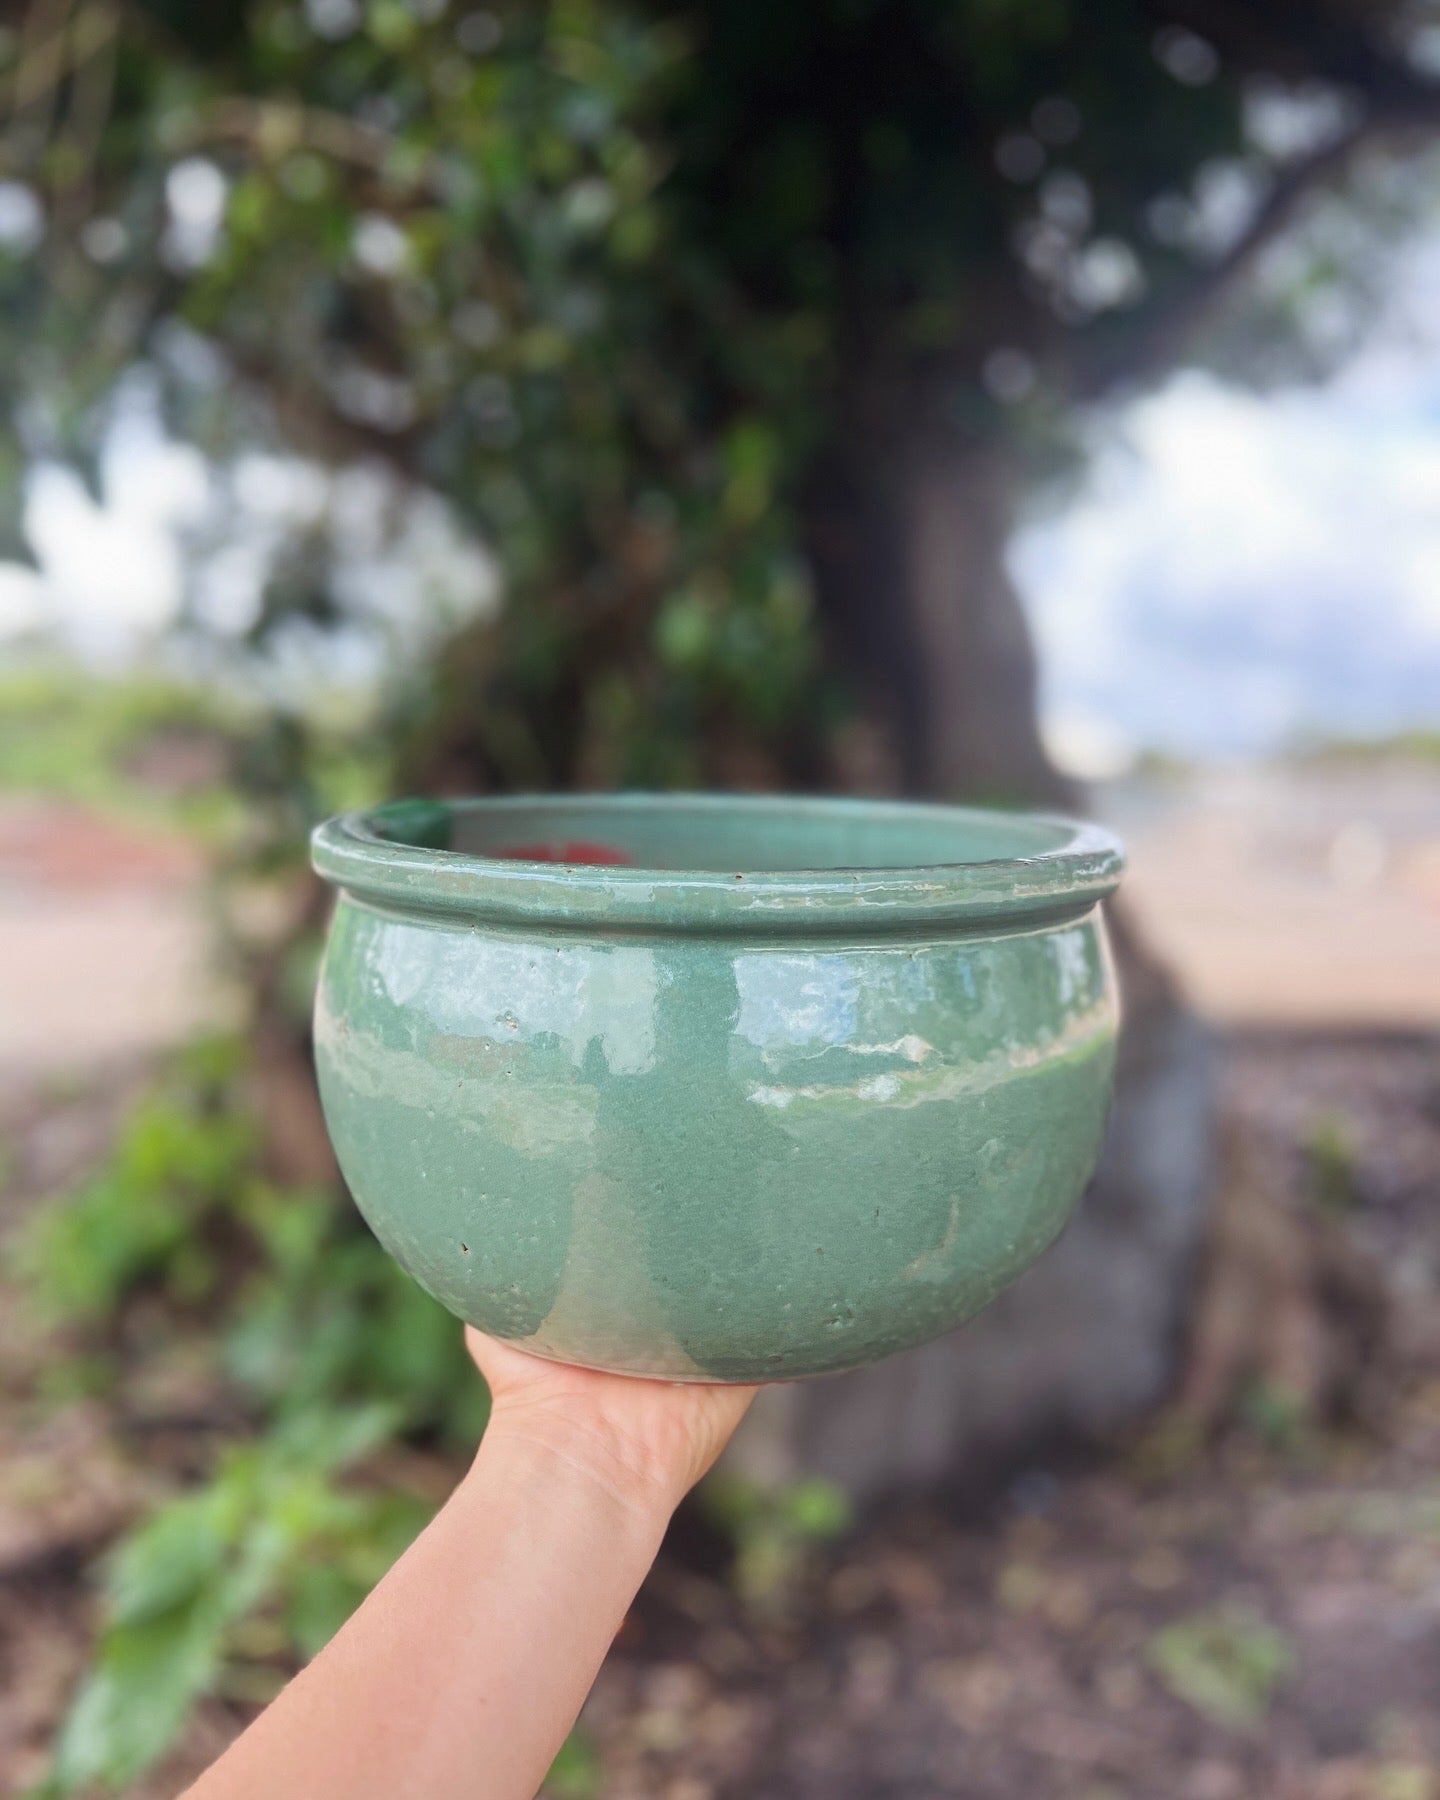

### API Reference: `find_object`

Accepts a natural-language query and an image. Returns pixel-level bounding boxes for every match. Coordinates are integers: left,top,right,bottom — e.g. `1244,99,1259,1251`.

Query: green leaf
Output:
1149,1604,1295,1732
51,1594,230,1791
722,419,780,525
268,1401,400,1477
286,1559,367,1660
545,1729,601,1799
105,1491,239,1628
779,1478,852,1541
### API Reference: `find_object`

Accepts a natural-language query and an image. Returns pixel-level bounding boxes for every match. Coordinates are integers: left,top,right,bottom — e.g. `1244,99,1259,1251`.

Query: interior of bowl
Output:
369,792,1083,875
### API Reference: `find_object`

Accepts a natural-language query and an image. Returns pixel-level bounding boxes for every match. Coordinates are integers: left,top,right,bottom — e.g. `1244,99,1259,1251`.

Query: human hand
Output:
188,1336,757,1800
465,1328,757,1520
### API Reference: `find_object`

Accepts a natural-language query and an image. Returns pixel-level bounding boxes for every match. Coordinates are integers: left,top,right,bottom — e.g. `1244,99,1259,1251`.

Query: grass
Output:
0,662,248,839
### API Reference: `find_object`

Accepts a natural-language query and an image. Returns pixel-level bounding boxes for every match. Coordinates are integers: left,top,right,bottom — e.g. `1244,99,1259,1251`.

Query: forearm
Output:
185,1428,671,1800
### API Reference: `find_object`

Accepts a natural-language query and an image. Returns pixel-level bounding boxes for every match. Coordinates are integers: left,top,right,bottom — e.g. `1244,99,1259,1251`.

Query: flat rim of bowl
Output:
311,792,1124,936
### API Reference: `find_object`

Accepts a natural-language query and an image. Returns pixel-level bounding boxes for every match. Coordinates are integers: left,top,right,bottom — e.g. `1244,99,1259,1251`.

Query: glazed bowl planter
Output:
311,794,1124,1383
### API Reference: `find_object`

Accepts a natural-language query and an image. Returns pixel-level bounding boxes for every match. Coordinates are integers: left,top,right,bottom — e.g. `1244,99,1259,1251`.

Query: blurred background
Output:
0,1,1438,1795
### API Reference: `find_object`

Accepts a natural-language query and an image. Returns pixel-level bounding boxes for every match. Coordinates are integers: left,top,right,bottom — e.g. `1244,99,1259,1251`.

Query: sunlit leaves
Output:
47,1410,422,1793
17,1036,482,1793
19,1076,254,1324
1149,1603,1295,1732
0,0,846,791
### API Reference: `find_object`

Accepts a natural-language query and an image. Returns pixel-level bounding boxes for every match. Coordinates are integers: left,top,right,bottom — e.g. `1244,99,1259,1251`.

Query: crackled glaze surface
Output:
312,795,1123,1382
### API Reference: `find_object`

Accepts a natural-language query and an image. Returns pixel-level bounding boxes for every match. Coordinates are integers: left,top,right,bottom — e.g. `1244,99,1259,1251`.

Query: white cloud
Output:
11,398,211,658
1015,355,1440,763
25,463,188,651
0,563,46,637
0,377,495,685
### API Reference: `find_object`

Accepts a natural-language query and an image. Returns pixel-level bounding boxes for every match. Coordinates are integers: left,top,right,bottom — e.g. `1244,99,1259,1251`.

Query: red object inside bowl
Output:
494,840,634,866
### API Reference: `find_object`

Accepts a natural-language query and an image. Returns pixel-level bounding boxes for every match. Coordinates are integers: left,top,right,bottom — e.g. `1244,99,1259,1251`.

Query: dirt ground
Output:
1106,762,1440,1029
574,1031,1440,1800
0,800,210,1080
1,1031,1438,1798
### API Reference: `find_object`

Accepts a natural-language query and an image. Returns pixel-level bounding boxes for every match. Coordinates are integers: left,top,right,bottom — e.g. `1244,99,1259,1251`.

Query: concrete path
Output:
1106,764,1440,1029
0,801,210,1081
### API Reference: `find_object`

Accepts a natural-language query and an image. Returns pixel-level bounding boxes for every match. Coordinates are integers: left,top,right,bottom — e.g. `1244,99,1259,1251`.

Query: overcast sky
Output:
1015,236,1440,772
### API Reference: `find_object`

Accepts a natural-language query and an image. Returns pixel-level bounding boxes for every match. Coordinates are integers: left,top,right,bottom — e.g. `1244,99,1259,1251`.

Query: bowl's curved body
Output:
312,795,1123,1382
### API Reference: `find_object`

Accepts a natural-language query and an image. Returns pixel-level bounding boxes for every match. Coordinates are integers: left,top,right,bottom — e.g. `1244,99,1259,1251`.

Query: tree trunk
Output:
729,428,1218,1503
805,427,1064,807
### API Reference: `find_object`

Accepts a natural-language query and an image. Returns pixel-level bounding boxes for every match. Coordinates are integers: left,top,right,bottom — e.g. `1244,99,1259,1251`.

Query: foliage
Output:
2,0,1435,796
1304,1109,1360,1217
1235,1377,1311,1452
41,1413,423,1795
17,1035,832,1792
543,1728,604,1800
1291,729,1440,767
0,664,244,835
703,1470,853,1609
0,0,836,792
22,1072,253,1327
0,662,400,947
16,1038,485,1793
1148,1601,1295,1732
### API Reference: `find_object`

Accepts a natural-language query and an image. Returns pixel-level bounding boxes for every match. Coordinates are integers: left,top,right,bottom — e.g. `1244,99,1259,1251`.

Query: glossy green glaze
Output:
311,794,1124,1382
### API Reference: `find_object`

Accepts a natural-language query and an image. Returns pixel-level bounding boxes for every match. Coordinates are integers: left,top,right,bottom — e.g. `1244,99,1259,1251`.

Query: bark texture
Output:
806,430,1063,806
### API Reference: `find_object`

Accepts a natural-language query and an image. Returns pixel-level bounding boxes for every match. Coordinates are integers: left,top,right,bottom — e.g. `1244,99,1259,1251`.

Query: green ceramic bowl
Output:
311,794,1124,1382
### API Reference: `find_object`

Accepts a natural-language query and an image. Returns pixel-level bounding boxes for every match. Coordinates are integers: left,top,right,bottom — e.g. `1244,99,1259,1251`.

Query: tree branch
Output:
224,340,426,475
1075,118,1373,398
1153,0,1440,125
174,96,449,200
